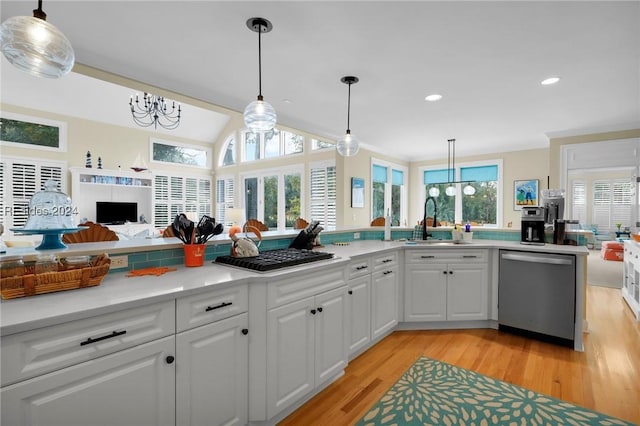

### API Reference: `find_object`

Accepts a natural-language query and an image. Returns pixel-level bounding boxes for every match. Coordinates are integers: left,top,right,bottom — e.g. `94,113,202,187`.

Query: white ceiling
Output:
1,1,639,161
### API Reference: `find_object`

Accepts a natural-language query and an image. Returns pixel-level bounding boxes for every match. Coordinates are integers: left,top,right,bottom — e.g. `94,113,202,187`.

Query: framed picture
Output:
351,177,365,208
514,179,539,210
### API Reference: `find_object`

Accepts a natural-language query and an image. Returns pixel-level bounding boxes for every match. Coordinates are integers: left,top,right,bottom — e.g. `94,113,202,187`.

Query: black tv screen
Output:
96,202,138,225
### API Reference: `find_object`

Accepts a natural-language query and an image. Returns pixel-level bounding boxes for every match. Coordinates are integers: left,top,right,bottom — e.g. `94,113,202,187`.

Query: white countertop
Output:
0,239,587,336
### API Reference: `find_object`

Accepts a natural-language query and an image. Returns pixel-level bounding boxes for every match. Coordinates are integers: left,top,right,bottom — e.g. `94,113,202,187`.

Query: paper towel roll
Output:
384,214,391,241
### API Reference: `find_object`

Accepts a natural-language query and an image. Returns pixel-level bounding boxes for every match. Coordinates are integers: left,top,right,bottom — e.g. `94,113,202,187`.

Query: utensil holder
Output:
183,244,205,267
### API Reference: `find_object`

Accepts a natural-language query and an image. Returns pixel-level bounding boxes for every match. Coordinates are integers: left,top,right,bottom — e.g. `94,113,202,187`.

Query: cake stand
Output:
10,227,88,250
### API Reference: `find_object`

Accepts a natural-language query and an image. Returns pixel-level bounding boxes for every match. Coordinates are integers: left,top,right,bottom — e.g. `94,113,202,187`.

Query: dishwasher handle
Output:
501,252,573,265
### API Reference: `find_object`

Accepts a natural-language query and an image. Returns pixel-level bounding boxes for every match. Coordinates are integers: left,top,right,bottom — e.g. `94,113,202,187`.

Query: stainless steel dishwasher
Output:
498,249,576,346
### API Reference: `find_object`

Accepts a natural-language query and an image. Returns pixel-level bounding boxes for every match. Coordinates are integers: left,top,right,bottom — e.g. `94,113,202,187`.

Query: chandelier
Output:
129,92,181,130
428,139,476,197
0,0,75,78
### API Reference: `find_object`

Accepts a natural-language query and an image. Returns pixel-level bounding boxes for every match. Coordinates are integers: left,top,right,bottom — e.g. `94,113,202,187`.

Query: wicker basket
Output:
1,255,111,300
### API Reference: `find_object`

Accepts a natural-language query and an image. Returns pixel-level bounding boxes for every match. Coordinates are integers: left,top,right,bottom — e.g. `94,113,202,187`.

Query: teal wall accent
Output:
109,228,588,273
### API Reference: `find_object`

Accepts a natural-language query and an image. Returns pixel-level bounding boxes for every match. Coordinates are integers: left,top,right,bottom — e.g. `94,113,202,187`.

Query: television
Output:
96,201,138,225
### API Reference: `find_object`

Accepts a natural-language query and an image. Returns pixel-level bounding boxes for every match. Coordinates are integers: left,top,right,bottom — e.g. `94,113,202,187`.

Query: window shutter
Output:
592,182,611,232
570,180,587,224
216,177,235,225
154,173,212,227
310,164,336,228
612,181,632,228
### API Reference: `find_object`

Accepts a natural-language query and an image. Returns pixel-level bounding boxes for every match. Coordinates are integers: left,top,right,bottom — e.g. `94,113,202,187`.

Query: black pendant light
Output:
244,17,276,132
336,76,360,157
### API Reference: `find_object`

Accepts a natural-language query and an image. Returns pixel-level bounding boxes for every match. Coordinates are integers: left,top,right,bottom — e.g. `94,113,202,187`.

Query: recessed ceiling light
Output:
541,77,561,85
425,94,443,102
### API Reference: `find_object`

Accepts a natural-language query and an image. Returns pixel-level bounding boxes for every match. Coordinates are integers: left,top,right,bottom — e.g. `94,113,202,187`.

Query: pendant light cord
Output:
257,24,263,99
33,0,46,20
448,139,456,183
346,82,352,132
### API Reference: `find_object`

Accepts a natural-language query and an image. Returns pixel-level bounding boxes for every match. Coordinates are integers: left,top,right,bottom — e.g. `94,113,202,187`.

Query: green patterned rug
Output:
356,357,634,426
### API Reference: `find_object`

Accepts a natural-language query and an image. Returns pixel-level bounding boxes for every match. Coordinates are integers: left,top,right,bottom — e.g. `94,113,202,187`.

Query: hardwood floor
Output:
279,285,640,425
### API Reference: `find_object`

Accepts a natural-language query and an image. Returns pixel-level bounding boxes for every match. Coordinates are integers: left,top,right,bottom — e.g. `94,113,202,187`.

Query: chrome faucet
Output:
422,196,438,240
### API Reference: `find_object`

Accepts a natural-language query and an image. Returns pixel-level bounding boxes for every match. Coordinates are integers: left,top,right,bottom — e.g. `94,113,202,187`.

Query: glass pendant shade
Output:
336,131,360,157
428,187,440,197
463,184,476,195
445,185,456,197
0,15,74,78
244,98,277,132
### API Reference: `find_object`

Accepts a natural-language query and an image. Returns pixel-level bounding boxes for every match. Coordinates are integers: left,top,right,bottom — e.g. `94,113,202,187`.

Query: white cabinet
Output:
1,336,175,426
623,241,640,320
371,252,399,340
348,274,371,355
175,283,249,426
266,285,348,419
176,313,248,426
70,166,153,224
405,249,489,322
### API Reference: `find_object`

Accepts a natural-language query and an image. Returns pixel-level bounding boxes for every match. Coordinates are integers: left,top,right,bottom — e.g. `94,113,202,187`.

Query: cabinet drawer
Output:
176,284,248,332
372,251,398,271
1,300,175,387
347,257,372,280
405,249,487,264
267,267,345,309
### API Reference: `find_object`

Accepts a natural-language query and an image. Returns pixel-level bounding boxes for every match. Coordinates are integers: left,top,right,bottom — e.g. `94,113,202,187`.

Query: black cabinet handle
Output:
356,265,368,270
382,259,393,263
80,330,126,346
310,309,317,315
242,328,249,335
317,307,323,313
166,355,175,364
383,270,393,275
206,302,232,312
449,271,453,275
421,255,435,259
462,255,477,258
443,271,448,274
348,290,353,295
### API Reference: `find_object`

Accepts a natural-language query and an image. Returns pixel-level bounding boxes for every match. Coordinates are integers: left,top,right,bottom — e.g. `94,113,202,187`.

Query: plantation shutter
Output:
154,173,212,227
310,163,336,228
216,177,235,225
612,181,632,228
592,181,611,232
571,180,587,224
0,158,65,231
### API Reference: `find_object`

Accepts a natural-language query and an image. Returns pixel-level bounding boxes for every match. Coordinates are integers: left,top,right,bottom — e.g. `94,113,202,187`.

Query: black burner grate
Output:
214,248,334,272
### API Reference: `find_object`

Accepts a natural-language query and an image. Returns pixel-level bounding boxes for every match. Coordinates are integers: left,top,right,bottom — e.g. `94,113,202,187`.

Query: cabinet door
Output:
348,275,371,356
1,336,175,426
266,296,315,419
447,264,489,321
404,264,447,322
176,313,248,426
371,267,399,339
314,286,349,385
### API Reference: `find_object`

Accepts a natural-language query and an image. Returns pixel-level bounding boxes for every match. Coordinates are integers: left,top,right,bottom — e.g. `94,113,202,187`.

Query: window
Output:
371,159,407,226
0,112,67,152
242,129,303,162
592,180,632,233
0,156,66,231
216,176,235,226
311,138,333,151
154,173,212,227
422,161,501,226
219,135,236,166
310,162,336,229
241,166,303,229
151,138,212,169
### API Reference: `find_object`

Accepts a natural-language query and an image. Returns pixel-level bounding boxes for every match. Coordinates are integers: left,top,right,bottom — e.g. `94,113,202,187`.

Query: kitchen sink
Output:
406,239,468,246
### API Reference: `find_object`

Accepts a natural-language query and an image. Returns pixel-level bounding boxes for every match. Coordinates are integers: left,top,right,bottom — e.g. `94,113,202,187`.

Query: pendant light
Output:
336,76,360,157
244,17,276,132
427,138,476,197
0,0,75,78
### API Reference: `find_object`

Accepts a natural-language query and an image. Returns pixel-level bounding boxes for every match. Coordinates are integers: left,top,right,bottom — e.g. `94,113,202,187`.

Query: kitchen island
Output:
0,237,588,426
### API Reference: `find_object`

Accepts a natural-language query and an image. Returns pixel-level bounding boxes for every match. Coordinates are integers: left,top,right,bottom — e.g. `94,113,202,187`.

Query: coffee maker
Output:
521,206,545,245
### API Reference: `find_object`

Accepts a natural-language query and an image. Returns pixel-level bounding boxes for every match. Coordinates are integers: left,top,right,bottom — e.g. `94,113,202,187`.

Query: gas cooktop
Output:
214,248,334,272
